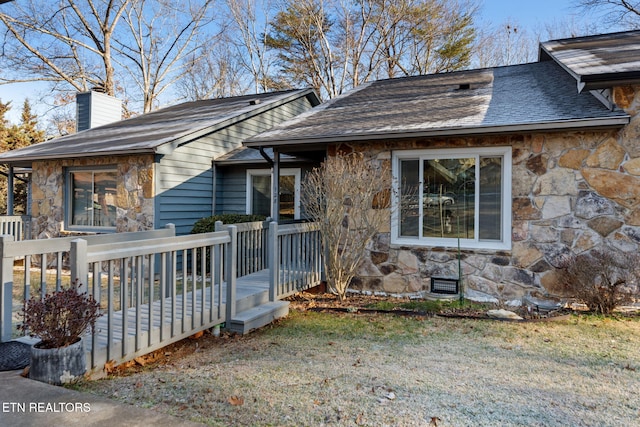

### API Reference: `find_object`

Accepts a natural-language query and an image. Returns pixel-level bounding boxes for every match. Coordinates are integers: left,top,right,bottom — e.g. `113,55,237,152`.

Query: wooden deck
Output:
85,269,295,370
1,221,322,373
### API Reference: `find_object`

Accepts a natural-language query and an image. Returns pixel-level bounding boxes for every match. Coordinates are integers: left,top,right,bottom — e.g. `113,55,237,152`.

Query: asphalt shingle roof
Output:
245,61,629,147
215,147,297,164
540,30,640,90
0,89,317,164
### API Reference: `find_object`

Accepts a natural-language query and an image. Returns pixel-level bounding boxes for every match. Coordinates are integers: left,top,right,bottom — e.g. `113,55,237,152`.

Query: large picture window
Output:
67,168,117,229
392,147,511,250
246,169,301,220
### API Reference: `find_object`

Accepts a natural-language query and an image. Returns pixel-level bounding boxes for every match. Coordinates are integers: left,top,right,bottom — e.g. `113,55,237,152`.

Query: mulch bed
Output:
286,292,573,321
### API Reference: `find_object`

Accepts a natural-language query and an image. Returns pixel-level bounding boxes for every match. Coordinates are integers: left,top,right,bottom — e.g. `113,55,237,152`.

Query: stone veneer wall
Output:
345,85,640,302
30,155,155,238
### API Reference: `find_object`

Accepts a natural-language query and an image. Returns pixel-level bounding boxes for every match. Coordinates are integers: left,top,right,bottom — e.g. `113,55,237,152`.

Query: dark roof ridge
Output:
363,61,541,86
543,29,640,45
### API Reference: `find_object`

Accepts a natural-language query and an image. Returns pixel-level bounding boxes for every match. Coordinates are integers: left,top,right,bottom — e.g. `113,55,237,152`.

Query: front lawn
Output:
74,304,640,426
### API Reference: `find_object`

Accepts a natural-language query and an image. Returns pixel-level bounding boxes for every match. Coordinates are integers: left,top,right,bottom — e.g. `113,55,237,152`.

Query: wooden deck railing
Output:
1,221,323,369
269,222,322,300
216,220,270,277
215,220,323,298
0,215,30,241
70,229,234,369
0,226,176,342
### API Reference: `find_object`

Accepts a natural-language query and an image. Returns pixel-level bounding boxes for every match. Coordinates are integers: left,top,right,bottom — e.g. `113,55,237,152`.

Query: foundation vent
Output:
430,277,459,295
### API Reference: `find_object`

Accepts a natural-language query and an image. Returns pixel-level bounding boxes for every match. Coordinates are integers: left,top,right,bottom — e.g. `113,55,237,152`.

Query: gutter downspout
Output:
6,167,14,215
211,160,217,216
258,146,274,167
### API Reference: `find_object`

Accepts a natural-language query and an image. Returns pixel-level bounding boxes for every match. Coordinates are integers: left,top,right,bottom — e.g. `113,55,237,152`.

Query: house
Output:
244,30,640,302
0,89,320,238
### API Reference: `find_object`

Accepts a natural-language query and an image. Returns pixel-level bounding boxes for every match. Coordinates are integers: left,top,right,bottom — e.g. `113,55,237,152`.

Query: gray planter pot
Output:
29,337,87,385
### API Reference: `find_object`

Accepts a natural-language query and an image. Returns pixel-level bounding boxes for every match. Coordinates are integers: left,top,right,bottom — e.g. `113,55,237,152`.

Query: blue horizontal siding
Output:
156,95,316,235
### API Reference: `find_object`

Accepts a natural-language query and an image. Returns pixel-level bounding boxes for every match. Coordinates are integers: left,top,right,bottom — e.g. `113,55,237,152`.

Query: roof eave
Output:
540,43,640,92
214,157,301,166
245,117,630,147
579,74,640,92
0,148,156,165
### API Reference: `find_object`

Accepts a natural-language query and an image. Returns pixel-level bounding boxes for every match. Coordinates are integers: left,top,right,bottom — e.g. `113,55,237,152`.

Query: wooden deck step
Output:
227,301,290,335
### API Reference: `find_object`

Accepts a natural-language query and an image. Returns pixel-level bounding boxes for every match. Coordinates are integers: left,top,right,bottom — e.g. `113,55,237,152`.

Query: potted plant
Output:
19,281,101,385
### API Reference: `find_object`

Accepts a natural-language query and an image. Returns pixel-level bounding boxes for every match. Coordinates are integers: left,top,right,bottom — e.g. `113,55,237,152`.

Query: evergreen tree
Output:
0,99,45,214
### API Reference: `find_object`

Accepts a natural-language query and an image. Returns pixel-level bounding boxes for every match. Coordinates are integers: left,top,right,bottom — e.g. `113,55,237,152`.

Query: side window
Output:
68,168,117,229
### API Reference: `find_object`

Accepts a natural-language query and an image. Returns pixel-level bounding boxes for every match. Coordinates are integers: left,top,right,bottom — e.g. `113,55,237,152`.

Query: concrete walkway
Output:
0,369,204,427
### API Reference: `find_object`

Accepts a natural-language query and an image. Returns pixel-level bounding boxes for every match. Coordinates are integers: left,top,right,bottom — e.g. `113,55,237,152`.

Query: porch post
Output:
211,160,217,216
6,166,14,215
271,149,280,222
0,235,14,342
225,225,237,320
70,238,89,294
268,221,279,302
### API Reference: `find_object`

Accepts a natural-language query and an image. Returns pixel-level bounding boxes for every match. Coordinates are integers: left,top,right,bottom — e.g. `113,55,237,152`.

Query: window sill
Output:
391,236,511,252
61,228,115,236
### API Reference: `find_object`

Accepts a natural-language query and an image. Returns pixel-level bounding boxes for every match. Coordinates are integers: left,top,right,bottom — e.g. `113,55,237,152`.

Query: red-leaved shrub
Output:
19,281,101,349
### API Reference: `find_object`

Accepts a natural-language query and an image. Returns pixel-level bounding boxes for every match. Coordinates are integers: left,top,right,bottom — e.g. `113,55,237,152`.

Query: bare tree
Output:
336,0,391,87
575,0,640,29
1,0,219,114
46,93,77,137
114,0,217,112
226,0,277,93
0,0,131,95
301,152,391,300
473,22,537,68
177,45,248,101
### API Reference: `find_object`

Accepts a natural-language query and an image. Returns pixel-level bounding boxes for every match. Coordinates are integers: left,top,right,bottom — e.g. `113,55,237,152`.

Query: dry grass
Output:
74,308,640,426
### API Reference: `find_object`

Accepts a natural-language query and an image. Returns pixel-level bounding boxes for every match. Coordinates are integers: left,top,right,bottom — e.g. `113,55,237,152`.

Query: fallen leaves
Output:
190,331,205,340
228,395,244,406
103,360,116,374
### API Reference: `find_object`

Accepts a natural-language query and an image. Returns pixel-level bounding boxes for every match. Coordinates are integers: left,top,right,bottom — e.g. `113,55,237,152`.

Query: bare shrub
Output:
555,249,640,315
19,281,101,349
302,152,390,300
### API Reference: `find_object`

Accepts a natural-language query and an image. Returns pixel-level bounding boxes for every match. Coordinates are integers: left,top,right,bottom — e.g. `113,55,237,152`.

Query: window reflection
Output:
70,170,117,228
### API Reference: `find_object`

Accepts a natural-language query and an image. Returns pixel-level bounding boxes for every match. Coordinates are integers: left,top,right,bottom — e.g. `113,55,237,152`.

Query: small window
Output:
246,169,301,220
67,168,117,230
392,147,511,250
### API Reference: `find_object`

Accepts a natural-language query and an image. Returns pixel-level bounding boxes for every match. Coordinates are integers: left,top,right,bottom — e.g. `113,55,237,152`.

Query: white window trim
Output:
65,166,118,232
246,168,301,219
391,147,512,251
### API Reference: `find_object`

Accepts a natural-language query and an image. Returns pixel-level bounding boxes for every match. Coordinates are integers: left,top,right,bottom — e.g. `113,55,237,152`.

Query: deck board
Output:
85,270,271,367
